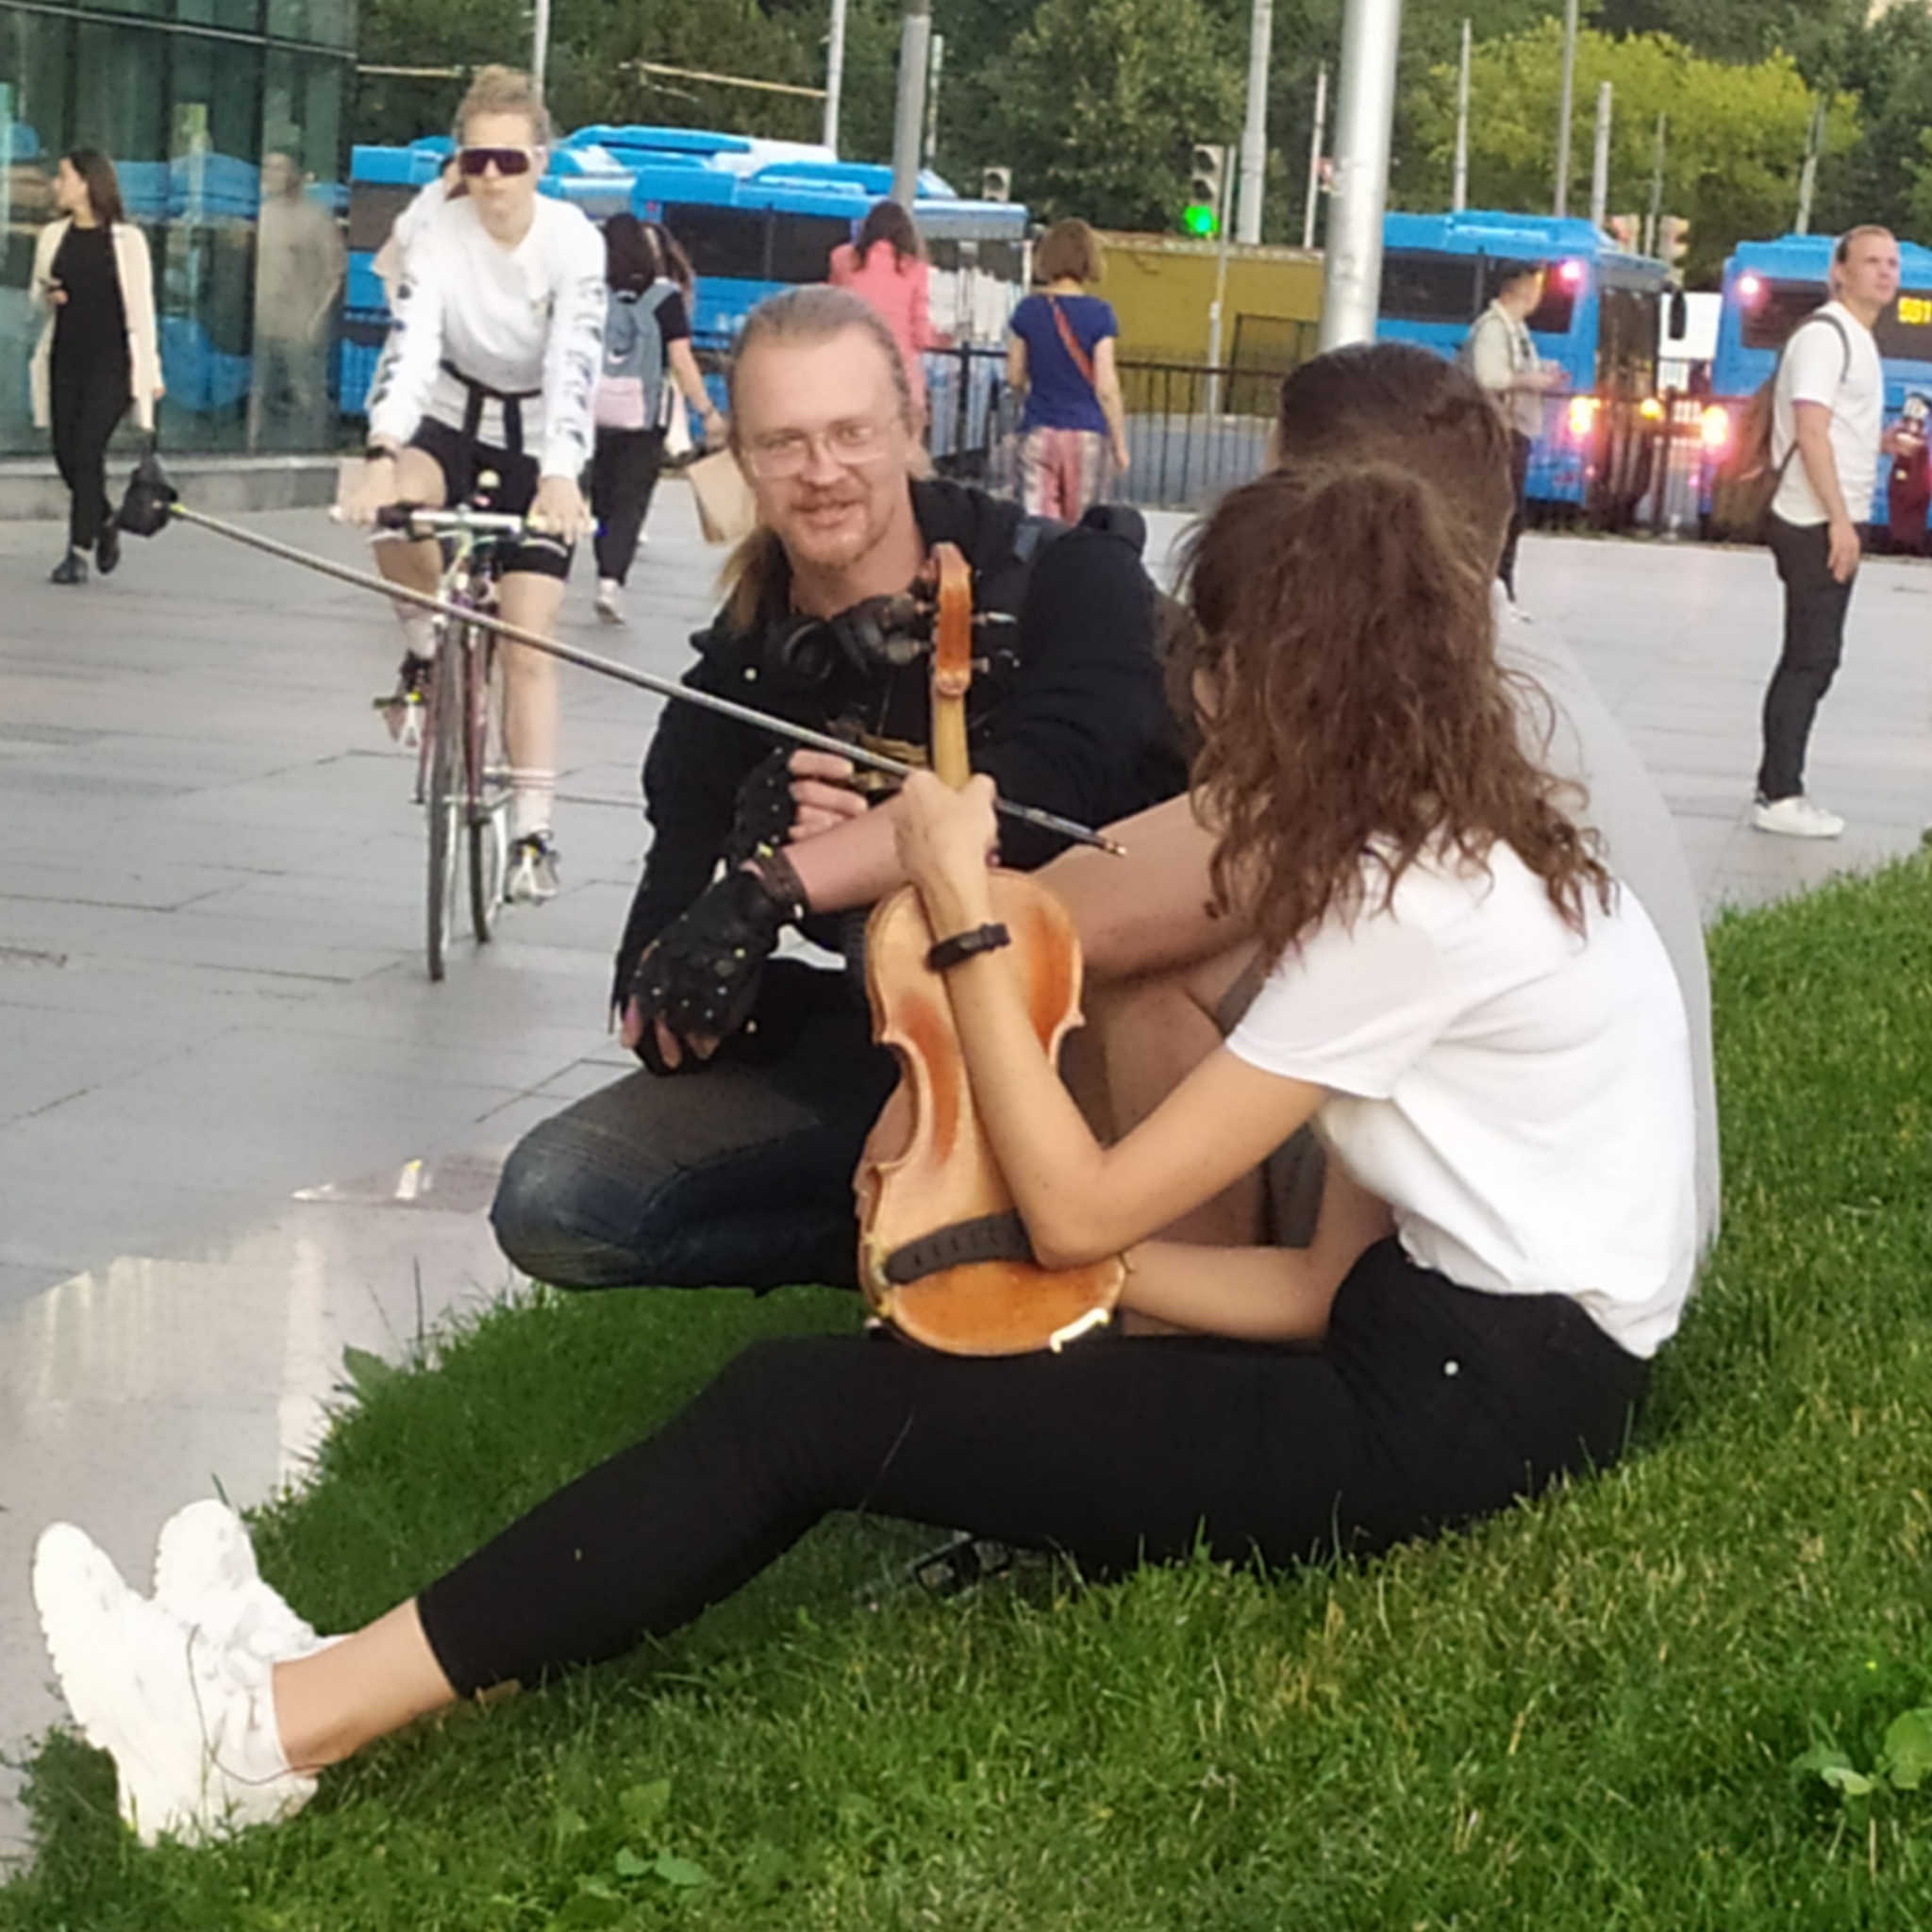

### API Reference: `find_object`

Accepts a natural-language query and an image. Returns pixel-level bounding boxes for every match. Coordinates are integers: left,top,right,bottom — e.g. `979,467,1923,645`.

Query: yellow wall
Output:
1095,233,1325,368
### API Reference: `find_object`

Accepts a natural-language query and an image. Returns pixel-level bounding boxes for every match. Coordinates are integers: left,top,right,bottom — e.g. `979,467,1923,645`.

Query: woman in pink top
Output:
828,199,945,425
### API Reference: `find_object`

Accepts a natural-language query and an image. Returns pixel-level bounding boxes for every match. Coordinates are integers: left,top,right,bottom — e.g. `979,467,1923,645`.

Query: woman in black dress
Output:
28,148,163,585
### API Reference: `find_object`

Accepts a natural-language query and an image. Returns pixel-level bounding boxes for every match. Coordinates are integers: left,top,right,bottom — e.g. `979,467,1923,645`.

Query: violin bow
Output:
153,501,1126,857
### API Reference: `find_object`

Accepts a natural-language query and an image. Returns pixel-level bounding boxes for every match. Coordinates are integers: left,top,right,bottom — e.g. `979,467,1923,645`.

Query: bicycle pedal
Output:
853,1534,1025,1611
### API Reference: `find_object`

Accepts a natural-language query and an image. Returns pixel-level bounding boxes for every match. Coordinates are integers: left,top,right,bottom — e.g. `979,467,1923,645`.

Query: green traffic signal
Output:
1182,202,1218,238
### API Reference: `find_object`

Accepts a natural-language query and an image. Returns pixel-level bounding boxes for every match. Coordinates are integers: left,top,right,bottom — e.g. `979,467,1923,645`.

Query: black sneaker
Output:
96,515,121,576
374,654,434,745
49,550,87,586
504,832,560,904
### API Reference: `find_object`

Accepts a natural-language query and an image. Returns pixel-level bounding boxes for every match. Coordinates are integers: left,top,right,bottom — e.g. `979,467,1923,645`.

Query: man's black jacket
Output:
613,478,1188,995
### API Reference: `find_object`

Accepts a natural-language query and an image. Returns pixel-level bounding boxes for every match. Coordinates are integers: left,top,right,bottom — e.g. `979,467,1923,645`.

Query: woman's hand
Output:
893,771,998,932
44,277,67,308
339,454,401,528
530,474,591,545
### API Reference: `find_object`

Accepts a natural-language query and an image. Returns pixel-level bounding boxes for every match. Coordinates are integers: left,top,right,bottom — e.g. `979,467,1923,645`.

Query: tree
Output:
1406,24,1856,284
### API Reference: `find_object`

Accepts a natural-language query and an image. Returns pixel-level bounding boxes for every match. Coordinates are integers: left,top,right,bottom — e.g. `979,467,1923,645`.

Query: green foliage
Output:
12,854,1932,1924
1406,23,1855,284
970,0,1245,231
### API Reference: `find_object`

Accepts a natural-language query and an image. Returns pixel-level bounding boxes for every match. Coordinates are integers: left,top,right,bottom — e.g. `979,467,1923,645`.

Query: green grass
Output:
8,858,1932,1929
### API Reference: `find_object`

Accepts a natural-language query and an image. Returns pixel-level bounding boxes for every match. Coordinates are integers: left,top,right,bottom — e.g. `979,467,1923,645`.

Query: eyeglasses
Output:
457,146,535,179
741,418,898,479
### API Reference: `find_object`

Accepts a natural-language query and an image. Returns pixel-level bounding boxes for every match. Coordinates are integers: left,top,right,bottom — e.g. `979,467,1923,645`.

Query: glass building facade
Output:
0,0,353,456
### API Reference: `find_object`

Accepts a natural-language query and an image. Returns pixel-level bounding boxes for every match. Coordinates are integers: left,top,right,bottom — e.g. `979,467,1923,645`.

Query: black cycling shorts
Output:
408,417,574,582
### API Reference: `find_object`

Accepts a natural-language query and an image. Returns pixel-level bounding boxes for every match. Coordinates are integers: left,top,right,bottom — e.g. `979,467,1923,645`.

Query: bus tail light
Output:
1699,405,1732,451
1567,395,1600,440
1737,272,1765,306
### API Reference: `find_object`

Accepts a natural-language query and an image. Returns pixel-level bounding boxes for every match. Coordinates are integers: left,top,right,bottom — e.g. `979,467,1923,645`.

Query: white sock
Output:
398,609,437,662
510,773,556,843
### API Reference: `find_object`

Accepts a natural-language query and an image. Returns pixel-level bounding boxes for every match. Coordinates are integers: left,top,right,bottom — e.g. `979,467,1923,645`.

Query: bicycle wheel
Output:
468,630,510,941
425,625,466,982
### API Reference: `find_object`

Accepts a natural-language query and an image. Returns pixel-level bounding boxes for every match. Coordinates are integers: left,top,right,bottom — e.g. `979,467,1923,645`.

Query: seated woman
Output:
32,451,1697,1848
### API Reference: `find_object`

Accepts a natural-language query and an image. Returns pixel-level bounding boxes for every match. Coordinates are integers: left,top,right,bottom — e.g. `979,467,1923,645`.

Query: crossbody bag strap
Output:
1045,294,1097,390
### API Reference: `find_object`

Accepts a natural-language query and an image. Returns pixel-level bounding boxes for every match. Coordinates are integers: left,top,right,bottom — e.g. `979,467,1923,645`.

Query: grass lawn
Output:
7,858,1932,1929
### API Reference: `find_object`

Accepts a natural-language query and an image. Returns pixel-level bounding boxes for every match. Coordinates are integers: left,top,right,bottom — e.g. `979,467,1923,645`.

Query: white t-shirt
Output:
366,192,607,480
1772,301,1884,525
1497,596,1719,1257
1227,843,1698,1358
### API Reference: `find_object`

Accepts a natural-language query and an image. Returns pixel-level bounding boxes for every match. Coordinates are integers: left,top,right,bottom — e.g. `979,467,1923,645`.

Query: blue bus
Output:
1707,232,1932,537
1377,210,1674,516
339,127,1030,436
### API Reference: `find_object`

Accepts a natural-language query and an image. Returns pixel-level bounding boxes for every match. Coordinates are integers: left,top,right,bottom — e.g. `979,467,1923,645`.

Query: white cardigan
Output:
29,217,165,433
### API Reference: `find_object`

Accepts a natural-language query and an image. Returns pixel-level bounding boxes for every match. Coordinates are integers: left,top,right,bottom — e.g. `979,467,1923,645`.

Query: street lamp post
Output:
1319,0,1405,351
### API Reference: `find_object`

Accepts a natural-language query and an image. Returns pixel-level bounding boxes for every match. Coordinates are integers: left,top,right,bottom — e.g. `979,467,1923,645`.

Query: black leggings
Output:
591,425,668,585
50,349,129,551
417,1240,1649,1696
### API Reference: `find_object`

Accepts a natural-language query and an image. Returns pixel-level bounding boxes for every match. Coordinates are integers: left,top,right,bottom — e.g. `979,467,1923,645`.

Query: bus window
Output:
663,204,769,281
1876,291,1932,362
1596,284,1660,395
770,211,854,285
1380,250,1482,324
1739,281,1824,352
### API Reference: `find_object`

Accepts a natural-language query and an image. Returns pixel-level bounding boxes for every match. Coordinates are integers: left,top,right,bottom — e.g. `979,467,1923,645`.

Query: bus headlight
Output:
1567,395,1600,440
1638,396,1666,422
1699,405,1731,451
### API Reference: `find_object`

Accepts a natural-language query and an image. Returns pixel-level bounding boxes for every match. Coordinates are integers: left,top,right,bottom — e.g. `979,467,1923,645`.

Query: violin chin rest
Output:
865,1255,1123,1357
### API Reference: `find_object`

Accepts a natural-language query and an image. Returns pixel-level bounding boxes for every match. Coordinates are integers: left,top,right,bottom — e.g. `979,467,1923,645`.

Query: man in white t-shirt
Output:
1753,226,1905,839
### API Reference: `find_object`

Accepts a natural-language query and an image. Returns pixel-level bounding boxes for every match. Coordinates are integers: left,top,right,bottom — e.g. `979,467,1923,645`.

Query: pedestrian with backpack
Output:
1461,260,1563,606
1751,225,1904,839
591,215,725,622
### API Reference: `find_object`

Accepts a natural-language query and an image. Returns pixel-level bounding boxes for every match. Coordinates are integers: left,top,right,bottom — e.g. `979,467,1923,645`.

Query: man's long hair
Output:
1182,458,1610,963
719,288,916,628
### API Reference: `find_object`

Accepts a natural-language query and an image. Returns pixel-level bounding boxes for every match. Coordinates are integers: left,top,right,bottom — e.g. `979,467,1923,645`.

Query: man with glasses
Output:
342,64,605,904
491,284,1186,1292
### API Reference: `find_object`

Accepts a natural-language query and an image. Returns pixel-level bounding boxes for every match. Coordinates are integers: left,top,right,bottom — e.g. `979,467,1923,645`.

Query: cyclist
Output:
342,63,605,905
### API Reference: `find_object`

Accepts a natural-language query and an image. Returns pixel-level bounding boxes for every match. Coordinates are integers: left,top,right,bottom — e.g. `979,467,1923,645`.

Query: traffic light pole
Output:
1236,0,1273,246
1319,0,1404,352
824,0,848,154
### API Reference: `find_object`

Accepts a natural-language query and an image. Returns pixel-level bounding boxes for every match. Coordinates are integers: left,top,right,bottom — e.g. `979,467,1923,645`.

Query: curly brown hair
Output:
1182,459,1609,962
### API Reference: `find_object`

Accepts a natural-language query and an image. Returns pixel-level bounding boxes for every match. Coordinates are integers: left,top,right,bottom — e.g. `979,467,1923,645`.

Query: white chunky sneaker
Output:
1752,793,1845,839
33,1523,317,1846
594,578,624,624
153,1500,324,1665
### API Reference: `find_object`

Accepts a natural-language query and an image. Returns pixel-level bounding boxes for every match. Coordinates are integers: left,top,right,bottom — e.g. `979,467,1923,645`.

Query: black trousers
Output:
1497,430,1533,598
491,962,895,1291
1757,512,1863,803
417,1240,1650,1696
50,349,129,552
591,425,668,586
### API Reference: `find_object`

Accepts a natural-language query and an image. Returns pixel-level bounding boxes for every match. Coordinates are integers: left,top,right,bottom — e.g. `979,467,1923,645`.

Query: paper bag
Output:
686,448,758,546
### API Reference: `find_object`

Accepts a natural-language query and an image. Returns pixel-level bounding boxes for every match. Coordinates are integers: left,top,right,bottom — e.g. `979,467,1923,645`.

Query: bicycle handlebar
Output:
372,504,538,538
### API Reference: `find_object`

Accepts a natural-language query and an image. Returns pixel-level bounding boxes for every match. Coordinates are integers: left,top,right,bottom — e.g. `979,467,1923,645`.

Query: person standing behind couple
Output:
827,199,947,432
1007,218,1130,520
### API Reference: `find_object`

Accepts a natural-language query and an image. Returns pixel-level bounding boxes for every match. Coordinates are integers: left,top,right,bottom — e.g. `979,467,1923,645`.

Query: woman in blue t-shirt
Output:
1006,218,1130,519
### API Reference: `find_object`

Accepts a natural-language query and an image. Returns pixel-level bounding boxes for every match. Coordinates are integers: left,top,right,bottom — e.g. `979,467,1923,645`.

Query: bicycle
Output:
372,502,528,982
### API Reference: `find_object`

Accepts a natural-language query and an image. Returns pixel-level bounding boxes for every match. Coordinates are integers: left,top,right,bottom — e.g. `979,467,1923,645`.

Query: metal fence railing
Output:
922,344,1300,513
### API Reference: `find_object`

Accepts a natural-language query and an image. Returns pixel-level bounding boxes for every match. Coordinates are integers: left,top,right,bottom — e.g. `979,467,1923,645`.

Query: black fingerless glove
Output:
722,746,799,871
626,865,802,1074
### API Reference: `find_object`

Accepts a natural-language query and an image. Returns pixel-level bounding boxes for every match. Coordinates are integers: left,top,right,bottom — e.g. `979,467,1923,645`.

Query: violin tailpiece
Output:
882,1210,1035,1287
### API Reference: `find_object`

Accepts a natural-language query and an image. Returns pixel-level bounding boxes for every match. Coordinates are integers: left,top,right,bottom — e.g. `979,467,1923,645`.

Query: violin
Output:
856,543,1124,1356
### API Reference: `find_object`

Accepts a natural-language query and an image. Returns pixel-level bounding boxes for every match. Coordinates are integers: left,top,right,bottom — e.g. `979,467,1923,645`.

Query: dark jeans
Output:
417,1239,1650,1694
1497,430,1533,599
1757,512,1863,803
591,425,668,586
491,961,896,1291
50,350,129,552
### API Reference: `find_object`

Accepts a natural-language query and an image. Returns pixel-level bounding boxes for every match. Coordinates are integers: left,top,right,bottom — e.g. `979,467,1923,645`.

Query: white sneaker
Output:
1752,794,1845,839
594,578,624,624
33,1523,317,1846
153,1500,324,1665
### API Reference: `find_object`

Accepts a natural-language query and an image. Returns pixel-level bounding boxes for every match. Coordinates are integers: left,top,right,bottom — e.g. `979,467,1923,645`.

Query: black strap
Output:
883,1209,1035,1287
441,358,541,456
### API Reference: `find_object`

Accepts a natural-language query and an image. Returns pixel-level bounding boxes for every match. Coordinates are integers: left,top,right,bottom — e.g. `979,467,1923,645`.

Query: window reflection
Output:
0,0,348,456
